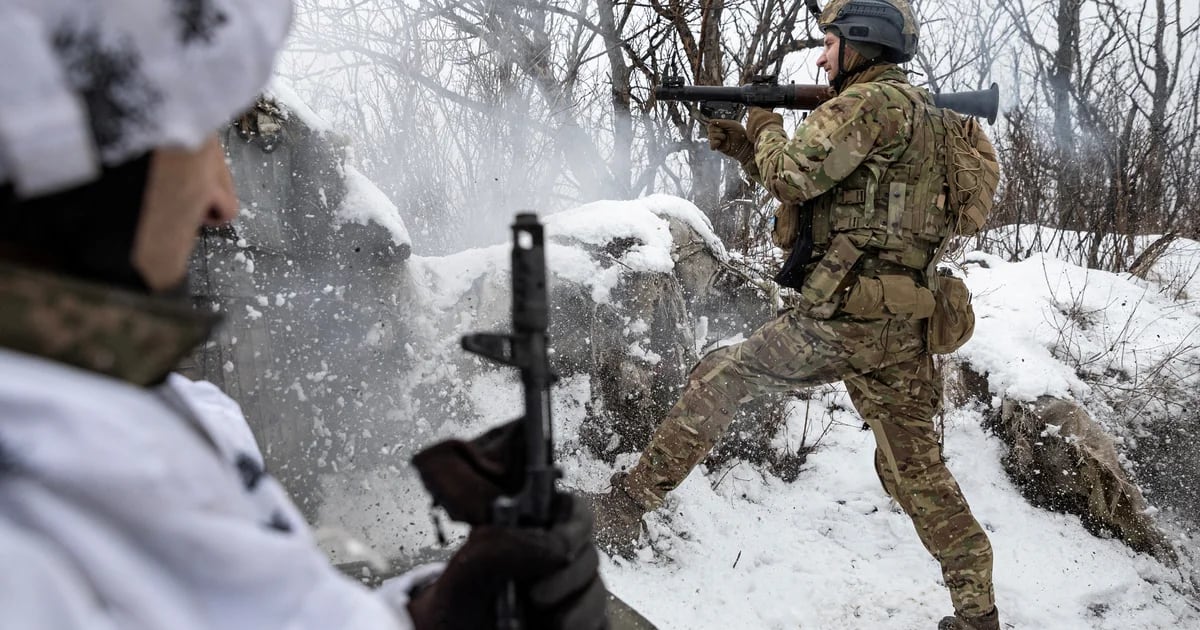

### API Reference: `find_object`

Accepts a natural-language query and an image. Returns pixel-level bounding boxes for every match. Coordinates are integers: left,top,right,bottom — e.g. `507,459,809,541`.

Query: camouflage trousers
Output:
622,309,995,617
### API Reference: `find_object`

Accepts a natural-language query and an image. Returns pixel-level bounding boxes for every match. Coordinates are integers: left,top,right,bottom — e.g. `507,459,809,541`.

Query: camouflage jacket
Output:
754,64,952,275
754,64,918,206
0,262,214,386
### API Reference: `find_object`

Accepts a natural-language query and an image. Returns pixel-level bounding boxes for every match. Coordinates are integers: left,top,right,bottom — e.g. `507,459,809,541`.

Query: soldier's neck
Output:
0,262,216,386
835,63,904,93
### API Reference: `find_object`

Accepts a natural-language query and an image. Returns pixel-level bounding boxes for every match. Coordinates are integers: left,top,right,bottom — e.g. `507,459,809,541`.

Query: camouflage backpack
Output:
923,110,998,354
941,110,999,236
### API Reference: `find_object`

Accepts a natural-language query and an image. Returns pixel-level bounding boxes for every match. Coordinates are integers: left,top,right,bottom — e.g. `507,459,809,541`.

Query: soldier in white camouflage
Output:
0,3,607,628
590,1,1000,628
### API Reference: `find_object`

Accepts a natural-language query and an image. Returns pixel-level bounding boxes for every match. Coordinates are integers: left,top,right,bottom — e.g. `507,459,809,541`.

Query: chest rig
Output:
808,81,950,277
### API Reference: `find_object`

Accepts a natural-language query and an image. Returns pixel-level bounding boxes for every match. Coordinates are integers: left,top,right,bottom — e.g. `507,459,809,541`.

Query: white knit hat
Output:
0,0,293,198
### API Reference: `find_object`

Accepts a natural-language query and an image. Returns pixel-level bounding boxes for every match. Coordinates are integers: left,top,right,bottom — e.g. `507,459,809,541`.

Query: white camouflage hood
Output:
0,0,292,197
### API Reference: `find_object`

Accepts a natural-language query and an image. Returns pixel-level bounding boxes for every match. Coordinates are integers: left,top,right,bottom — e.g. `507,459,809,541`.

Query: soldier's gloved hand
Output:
408,423,609,629
707,119,755,163
745,106,785,142
411,419,528,525
406,494,608,630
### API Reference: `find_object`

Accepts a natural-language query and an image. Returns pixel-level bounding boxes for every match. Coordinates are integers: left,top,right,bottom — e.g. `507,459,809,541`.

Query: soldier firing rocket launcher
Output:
654,75,1000,124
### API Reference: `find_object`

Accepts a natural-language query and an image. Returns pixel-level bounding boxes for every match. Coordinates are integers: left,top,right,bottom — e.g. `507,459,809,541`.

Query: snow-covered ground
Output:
574,407,1198,629
411,198,1200,628
567,233,1200,629
307,193,1198,628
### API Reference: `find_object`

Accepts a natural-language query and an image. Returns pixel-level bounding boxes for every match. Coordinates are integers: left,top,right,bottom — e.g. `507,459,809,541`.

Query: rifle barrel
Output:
509,213,557,526
465,213,563,630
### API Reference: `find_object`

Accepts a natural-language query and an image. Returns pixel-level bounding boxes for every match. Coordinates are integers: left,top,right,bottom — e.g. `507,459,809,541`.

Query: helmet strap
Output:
832,37,848,92
832,38,889,93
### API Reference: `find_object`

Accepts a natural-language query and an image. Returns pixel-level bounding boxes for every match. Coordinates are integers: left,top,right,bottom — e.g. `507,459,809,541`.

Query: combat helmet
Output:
814,0,919,63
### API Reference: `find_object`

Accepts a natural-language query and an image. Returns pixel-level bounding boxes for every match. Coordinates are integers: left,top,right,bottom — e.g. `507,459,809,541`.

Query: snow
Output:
543,196,708,303
546,194,728,265
291,182,1200,627
336,163,411,246
958,249,1200,409
407,195,719,308
979,225,1200,310
264,76,330,133
587,405,1197,629
409,245,506,311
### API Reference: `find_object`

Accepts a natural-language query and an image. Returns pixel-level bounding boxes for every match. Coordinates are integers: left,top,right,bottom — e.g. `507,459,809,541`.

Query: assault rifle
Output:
654,75,1000,124
339,214,653,629
461,213,561,629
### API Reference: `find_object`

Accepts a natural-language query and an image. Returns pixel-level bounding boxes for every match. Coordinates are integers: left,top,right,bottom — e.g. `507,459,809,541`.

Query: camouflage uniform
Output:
0,262,214,386
619,62,996,618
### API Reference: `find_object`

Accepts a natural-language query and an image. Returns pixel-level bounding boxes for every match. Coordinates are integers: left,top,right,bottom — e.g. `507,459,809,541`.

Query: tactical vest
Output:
808,81,950,277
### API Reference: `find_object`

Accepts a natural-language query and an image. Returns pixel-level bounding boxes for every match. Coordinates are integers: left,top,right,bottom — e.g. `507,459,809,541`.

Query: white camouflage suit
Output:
0,1,435,628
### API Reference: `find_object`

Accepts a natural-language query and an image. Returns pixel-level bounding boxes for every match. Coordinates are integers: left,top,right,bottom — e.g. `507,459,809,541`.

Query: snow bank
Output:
337,164,411,246
266,76,411,248
958,249,1200,408
264,76,331,133
592,402,1196,629
409,195,717,309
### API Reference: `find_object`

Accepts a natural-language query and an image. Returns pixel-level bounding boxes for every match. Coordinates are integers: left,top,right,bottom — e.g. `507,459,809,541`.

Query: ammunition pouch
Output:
771,202,801,250
841,273,935,321
926,273,975,354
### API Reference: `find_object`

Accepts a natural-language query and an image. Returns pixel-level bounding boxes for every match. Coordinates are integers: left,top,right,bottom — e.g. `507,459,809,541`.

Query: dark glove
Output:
707,119,755,163
408,422,609,630
745,106,785,142
411,419,527,525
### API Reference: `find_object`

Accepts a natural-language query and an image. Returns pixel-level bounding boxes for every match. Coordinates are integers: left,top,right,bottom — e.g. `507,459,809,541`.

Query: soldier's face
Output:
817,32,842,82
132,134,239,292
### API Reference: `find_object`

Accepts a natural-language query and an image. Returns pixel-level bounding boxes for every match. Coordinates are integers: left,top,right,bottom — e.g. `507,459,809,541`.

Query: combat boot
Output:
584,473,647,557
938,607,1000,630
